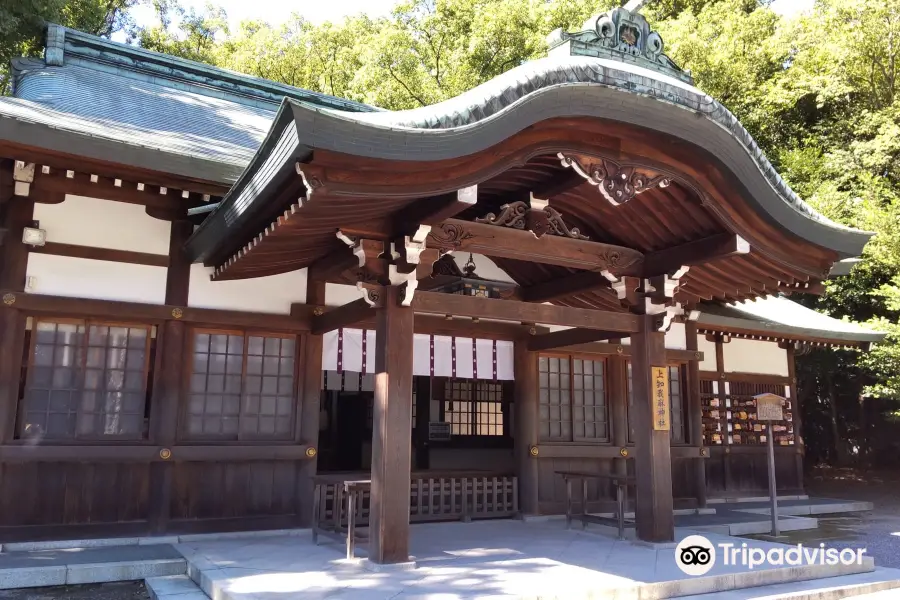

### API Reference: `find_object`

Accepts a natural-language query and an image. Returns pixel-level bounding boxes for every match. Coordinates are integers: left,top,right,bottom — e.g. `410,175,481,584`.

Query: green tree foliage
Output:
0,0,137,93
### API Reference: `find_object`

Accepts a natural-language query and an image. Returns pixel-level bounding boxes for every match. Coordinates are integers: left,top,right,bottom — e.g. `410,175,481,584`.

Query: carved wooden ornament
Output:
558,153,671,206
476,199,589,240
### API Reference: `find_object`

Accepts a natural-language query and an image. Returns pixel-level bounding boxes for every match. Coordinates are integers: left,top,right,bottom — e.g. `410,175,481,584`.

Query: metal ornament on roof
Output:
546,3,692,85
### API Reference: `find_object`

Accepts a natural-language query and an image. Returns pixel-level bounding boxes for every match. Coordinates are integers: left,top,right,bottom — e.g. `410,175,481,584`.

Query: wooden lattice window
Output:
626,362,687,444
186,330,296,440
20,319,152,440
668,365,686,444
440,378,504,436
539,356,570,441
539,356,608,442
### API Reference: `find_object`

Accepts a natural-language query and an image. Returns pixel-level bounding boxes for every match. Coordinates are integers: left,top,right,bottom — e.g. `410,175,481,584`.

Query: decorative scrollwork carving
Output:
544,206,589,240
558,153,671,206
476,200,589,240
476,202,527,229
428,223,475,249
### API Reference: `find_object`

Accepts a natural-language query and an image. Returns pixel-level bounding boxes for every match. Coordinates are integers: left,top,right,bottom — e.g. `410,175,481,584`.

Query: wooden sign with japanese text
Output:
755,393,785,422
652,366,670,431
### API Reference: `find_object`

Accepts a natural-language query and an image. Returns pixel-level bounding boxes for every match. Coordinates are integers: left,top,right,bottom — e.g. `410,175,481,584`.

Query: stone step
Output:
146,574,208,600
0,544,186,590
675,568,900,600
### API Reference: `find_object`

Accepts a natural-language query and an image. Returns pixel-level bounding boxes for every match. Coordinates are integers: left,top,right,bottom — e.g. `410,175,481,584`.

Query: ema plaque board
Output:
755,393,785,422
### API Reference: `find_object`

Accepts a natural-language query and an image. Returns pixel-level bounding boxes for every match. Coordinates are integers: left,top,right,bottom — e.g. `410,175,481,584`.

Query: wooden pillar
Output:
0,195,34,291
148,219,191,534
369,285,414,564
414,376,430,470
0,307,24,443
514,341,539,515
685,322,707,508
715,335,733,493
296,280,325,527
608,355,629,482
0,187,34,444
631,314,675,542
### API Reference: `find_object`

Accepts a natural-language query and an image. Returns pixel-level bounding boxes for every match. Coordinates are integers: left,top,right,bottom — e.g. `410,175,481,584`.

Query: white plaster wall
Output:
326,283,360,307
34,195,171,254
26,254,167,304
723,338,788,376
698,336,717,371
429,448,515,472
665,322,686,350
188,264,308,314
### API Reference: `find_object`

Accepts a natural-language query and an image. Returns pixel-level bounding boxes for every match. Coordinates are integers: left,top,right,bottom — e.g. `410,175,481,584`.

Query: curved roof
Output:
259,53,867,258
698,296,885,346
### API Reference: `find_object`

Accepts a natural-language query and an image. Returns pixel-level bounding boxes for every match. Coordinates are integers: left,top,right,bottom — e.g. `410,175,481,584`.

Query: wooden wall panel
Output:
0,463,150,532
705,450,803,497
169,461,299,522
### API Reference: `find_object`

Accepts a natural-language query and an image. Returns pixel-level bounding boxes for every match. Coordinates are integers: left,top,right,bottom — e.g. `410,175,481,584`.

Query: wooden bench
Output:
556,470,636,539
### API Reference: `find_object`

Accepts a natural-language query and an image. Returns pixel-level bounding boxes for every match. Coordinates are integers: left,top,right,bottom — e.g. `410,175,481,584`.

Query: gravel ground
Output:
0,581,148,600
750,467,900,569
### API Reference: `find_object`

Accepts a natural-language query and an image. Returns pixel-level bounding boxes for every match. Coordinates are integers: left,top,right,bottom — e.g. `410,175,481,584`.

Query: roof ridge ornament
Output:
546,3,692,84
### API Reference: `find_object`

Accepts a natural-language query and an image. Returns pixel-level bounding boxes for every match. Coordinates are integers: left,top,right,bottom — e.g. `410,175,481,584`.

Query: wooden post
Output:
608,355,629,484
414,376,430,470
369,285,414,564
715,335,733,494
0,307,24,443
148,219,191,534
685,322,707,508
631,314,675,542
0,187,34,444
296,280,325,527
514,341,539,515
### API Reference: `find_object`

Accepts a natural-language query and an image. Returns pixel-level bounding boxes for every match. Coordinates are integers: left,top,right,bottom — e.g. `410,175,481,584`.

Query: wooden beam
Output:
428,219,643,273
640,234,749,277
370,286,415,564
520,270,610,303
0,290,311,332
32,242,169,268
526,328,621,352
32,170,214,210
311,298,376,335
410,291,640,332
393,186,477,231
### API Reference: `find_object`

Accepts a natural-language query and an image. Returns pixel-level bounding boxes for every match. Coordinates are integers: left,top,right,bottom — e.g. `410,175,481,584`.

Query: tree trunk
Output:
827,373,851,466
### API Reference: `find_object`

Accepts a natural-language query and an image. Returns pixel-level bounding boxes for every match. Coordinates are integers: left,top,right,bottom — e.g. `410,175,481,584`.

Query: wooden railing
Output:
314,471,518,530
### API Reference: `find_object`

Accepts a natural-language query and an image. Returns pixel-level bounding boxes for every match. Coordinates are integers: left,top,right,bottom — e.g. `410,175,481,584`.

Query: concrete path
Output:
173,520,883,599
0,545,185,590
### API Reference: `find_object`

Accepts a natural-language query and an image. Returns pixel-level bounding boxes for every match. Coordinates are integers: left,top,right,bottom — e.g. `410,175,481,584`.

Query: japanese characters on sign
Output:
755,393,785,422
651,366,670,431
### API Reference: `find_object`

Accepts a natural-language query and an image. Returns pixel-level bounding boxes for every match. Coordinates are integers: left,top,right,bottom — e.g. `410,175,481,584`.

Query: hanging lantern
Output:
430,253,516,299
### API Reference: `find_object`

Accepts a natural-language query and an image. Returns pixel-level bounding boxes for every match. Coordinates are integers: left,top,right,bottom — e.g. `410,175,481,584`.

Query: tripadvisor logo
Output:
676,535,716,576
675,534,868,576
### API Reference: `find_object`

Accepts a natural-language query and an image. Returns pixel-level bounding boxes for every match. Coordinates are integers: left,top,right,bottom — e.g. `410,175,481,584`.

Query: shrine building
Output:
0,5,883,563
